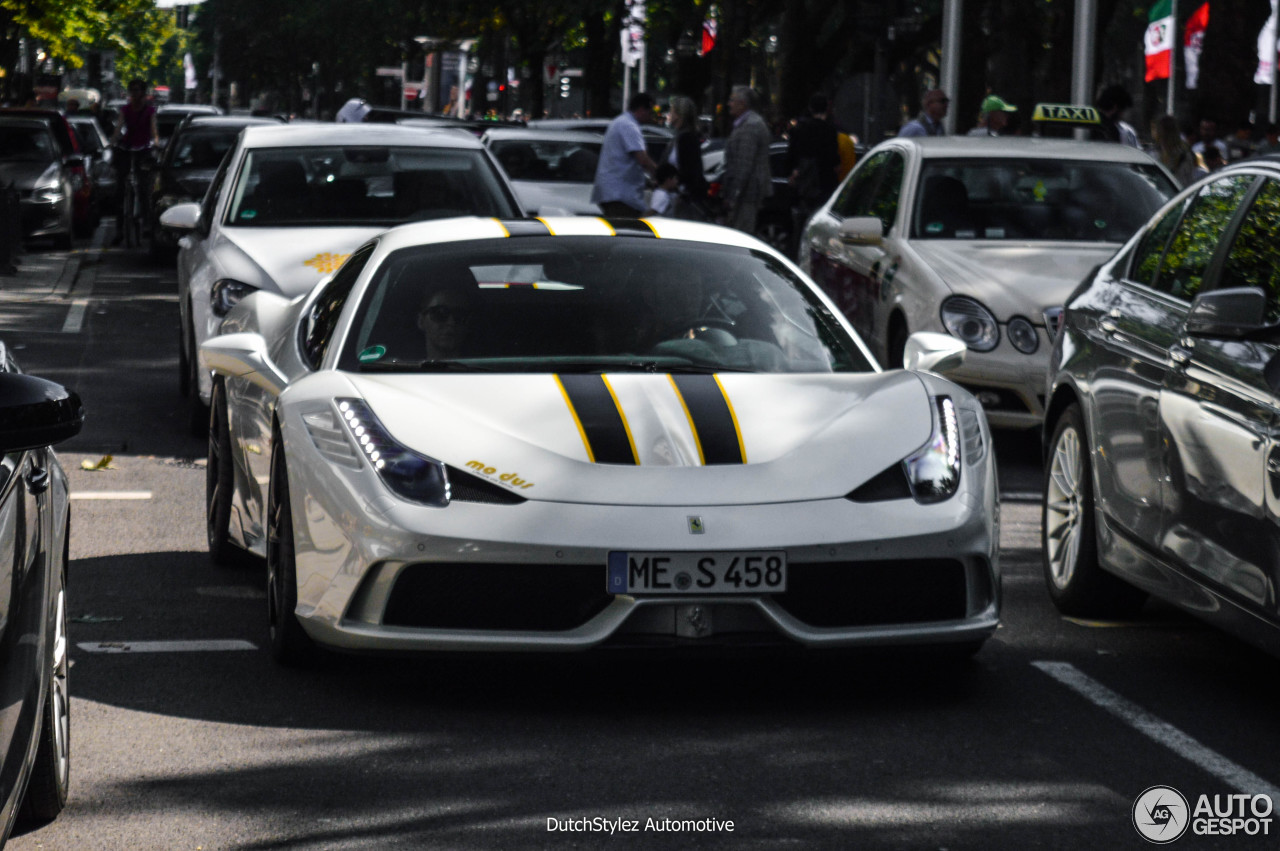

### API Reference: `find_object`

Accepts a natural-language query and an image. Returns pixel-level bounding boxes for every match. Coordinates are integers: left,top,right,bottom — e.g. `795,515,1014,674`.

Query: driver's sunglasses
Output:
422,305,472,324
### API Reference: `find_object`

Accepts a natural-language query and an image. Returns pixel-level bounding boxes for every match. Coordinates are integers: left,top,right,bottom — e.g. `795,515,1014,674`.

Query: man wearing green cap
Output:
967,95,1017,137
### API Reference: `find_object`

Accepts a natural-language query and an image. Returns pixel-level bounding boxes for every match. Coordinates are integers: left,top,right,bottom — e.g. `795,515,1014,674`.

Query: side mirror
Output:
159,202,201,232
1186,287,1266,338
0,373,84,452
837,216,884,246
200,332,287,396
903,332,967,374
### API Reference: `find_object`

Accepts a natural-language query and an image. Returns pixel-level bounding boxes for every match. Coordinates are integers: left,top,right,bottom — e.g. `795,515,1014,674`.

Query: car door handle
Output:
26,466,49,494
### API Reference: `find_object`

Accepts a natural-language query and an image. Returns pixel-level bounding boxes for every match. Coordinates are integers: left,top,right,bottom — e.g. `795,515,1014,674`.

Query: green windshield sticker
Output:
1033,180,1047,202
241,209,257,219
1094,219,1106,229
358,345,387,363
926,221,944,234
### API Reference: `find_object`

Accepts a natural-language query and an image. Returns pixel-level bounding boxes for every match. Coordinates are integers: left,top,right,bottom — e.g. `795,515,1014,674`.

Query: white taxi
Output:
800,136,1177,428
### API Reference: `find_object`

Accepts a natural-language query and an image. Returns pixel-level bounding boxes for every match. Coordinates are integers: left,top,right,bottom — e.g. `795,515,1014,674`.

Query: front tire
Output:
19,529,70,824
1042,404,1146,617
206,380,238,566
266,433,318,666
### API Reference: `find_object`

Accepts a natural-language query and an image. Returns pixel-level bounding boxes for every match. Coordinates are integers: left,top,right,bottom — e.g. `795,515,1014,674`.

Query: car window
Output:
225,145,520,227
0,125,57,163
198,151,233,236
69,122,103,154
169,129,239,169
1218,177,1280,321
1156,175,1255,301
488,139,600,183
341,236,874,374
913,158,1177,241
863,152,904,234
830,151,890,219
299,244,377,370
1127,196,1190,288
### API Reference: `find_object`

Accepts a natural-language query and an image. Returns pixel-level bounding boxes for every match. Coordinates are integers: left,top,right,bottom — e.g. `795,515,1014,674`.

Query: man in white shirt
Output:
591,92,659,217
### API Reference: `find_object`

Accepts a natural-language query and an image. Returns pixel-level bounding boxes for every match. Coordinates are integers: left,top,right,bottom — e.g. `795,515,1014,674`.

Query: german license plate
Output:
607,551,787,594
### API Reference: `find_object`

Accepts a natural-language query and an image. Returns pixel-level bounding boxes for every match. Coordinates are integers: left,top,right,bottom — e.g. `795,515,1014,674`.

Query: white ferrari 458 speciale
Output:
201,215,1000,664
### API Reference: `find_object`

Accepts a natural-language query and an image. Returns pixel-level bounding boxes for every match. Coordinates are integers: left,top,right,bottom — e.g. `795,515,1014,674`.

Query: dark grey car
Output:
0,341,82,844
1043,159,1280,655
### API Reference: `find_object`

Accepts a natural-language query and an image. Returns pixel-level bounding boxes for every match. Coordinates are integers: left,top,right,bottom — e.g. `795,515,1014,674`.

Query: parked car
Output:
200,215,998,665
1043,158,1280,656
0,108,93,239
800,136,1178,428
65,114,115,227
481,127,603,214
0,341,82,844
149,114,284,257
161,122,524,434
155,103,223,152
528,117,674,163
0,117,75,249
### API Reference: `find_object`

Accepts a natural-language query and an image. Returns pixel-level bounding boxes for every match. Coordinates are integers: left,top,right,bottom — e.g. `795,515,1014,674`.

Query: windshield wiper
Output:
555,360,755,374
358,359,495,373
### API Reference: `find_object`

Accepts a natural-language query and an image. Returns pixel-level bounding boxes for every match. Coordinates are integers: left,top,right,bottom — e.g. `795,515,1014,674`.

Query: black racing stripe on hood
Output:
604,218,658,237
499,218,553,237
556,374,638,465
670,374,745,465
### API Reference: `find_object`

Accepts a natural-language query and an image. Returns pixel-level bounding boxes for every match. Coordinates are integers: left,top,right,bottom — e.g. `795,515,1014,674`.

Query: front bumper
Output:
938,335,1050,429
284,446,1001,654
19,198,70,239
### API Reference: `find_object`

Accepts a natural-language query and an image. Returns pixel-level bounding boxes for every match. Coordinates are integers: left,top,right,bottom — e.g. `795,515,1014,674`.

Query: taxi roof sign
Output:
1032,104,1102,126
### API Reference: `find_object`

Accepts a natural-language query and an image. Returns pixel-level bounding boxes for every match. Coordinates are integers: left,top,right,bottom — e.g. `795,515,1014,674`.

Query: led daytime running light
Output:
903,396,962,504
336,398,451,507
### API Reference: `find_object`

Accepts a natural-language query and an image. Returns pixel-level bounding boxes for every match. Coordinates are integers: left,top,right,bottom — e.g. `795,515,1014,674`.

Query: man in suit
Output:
722,86,773,233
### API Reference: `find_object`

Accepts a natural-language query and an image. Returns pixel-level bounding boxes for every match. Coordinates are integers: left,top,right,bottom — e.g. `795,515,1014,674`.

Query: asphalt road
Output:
4,231,1280,850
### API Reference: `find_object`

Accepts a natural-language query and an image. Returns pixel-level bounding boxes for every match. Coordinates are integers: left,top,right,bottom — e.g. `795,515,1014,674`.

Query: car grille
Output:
383,563,612,630
772,559,968,627
957,384,1032,414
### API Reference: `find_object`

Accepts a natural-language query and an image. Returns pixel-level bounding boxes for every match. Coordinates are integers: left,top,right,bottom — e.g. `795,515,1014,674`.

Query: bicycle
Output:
117,148,152,249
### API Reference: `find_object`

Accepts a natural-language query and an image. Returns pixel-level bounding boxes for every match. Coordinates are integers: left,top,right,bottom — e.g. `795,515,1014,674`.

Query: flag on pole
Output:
1145,0,1175,82
701,20,717,55
1185,2,1209,90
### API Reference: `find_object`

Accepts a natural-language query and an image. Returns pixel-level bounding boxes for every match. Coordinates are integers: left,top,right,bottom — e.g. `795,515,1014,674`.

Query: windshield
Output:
225,145,519,227
339,236,873,374
0,126,57,163
68,121,103,153
169,128,239,169
913,158,1177,242
489,138,601,183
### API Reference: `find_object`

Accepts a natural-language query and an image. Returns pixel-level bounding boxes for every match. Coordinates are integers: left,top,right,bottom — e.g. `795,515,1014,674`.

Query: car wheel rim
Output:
266,460,284,638
51,586,70,789
206,400,225,545
1045,424,1084,590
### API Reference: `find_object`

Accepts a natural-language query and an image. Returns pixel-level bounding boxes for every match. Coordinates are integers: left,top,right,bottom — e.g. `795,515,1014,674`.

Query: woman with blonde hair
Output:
664,94,710,219
1152,114,1203,187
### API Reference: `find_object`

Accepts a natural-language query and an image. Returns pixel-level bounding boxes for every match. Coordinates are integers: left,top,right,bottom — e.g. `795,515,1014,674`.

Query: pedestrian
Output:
899,89,949,137
663,94,710,220
1227,120,1255,162
590,92,658,218
786,93,840,214
721,85,773,233
647,163,680,216
1191,117,1229,163
1095,85,1139,148
966,95,1017,137
1151,114,1202,186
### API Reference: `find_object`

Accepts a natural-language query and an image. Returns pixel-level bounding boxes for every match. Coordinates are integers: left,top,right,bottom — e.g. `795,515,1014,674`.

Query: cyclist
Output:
110,78,158,245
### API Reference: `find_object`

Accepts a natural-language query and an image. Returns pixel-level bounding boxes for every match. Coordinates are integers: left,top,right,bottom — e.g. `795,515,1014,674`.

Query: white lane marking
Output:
1033,661,1280,798
61,299,90,333
76,640,257,654
70,491,152,500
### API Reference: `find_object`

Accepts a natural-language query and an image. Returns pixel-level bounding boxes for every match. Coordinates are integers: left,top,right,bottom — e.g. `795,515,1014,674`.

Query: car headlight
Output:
336,398,451,507
846,396,963,504
903,396,962,503
33,165,64,203
211,279,259,317
1006,316,1039,354
940,296,999,352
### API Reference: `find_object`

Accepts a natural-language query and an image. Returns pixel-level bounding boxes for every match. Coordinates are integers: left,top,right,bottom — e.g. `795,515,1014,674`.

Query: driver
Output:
416,286,476,360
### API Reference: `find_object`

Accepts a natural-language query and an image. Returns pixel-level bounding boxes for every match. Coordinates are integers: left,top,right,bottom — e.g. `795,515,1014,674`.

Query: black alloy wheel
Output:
206,380,238,566
266,432,319,666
